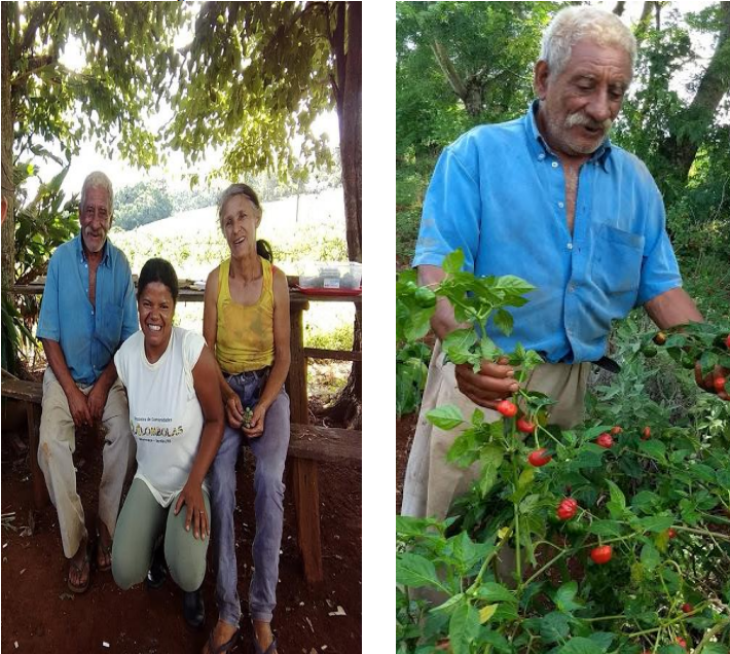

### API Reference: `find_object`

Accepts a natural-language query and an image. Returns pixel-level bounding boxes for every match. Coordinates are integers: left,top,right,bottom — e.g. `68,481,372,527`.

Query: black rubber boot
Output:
182,588,205,628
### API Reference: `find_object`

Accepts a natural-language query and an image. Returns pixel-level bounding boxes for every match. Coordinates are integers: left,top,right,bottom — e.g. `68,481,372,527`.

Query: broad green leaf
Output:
443,328,478,365
449,601,480,654
638,439,666,461
703,644,729,654
605,479,627,519
396,553,441,589
539,611,570,644
640,542,661,571
519,493,540,515
474,582,517,604
635,514,675,533
405,306,433,341
479,445,504,496
557,637,605,654
494,275,535,295
443,249,465,275
588,520,624,537
631,491,661,513
517,468,535,491
555,581,583,612
431,592,465,613
494,308,514,337
427,405,464,431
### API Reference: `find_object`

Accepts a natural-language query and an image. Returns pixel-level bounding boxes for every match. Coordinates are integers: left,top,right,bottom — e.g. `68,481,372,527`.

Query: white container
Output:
298,261,362,289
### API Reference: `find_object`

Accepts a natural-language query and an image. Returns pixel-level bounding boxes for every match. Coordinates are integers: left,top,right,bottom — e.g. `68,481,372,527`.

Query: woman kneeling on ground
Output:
111,258,224,621
202,184,291,654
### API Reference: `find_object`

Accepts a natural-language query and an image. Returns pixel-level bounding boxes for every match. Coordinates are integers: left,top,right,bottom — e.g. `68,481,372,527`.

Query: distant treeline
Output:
115,159,343,231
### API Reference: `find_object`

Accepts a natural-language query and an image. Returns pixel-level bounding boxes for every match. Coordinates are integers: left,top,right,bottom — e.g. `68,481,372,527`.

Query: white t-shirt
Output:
114,326,206,507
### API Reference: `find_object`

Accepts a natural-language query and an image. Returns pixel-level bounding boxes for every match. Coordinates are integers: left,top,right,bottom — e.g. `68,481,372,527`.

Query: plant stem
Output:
694,618,730,654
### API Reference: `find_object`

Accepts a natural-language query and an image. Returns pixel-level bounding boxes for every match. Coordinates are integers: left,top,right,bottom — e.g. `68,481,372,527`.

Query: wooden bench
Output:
0,372,361,584
1,371,47,509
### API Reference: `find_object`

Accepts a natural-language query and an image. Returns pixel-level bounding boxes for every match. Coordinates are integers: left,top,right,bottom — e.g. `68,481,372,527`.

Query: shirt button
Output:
558,201,564,209
568,283,576,293
538,153,545,161
567,243,573,250
552,161,559,168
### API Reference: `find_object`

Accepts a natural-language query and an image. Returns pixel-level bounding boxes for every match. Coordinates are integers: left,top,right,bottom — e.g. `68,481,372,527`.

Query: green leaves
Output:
449,602,480,654
427,405,464,431
396,553,441,589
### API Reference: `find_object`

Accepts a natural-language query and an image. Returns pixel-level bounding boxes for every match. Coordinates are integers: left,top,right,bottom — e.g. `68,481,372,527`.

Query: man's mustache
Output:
565,112,613,133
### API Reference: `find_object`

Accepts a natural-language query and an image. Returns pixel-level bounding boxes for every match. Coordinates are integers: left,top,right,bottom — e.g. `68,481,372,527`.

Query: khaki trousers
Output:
38,367,136,559
401,341,591,521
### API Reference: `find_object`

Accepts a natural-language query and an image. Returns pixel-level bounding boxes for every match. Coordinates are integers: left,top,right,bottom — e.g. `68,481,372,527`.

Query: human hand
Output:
242,403,266,438
174,481,209,540
225,393,244,429
695,363,729,402
66,387,93,429
454,357,520,410
86,383,109,425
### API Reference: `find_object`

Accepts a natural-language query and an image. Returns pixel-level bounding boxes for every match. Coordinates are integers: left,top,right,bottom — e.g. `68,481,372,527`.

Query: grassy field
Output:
112,187,354,399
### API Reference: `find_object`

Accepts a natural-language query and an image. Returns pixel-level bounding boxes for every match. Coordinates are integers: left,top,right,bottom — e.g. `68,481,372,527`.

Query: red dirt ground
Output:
1,407,361,654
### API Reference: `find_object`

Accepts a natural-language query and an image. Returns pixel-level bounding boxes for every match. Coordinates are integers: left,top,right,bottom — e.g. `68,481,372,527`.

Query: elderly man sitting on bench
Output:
36,171,138,593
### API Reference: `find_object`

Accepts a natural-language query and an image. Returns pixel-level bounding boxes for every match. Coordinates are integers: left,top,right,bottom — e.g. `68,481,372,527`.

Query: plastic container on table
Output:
297,262,362,292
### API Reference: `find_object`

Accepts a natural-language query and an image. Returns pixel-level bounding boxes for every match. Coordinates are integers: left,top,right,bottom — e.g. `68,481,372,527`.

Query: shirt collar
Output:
74,233,111,267
525,100,612,170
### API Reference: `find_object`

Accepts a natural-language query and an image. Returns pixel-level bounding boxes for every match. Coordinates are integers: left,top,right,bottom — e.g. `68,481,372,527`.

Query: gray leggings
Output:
112,478,211,592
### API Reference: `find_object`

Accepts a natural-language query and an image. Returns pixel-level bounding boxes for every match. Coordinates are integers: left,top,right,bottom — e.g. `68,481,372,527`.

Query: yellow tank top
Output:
216,257,275,373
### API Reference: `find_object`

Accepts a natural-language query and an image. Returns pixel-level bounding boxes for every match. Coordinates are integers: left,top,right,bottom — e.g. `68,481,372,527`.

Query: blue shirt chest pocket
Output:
590,223,645,296
98,304,124,355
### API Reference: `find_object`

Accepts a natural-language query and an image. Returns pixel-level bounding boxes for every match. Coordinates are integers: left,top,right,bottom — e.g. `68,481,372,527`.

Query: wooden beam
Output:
289,424,361,463
302,348,362,362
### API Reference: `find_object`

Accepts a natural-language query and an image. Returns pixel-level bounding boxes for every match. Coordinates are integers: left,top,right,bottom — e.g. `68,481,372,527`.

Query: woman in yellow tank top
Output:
202,184,290,654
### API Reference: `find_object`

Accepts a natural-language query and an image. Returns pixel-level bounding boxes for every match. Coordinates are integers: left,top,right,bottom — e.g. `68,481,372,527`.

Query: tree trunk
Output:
1,4,15,288
658,1,730,185
323,1,362,429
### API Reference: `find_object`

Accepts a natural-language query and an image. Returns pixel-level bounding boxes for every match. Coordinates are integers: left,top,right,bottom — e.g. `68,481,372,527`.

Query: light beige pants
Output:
401,341,591,521
38,367,136,559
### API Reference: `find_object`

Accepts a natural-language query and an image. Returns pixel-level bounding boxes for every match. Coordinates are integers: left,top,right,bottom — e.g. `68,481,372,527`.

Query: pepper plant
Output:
396,252,730,654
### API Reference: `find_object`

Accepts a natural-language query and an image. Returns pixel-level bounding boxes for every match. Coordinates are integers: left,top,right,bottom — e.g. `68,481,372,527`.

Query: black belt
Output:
538,352,620,374
229,367,270,380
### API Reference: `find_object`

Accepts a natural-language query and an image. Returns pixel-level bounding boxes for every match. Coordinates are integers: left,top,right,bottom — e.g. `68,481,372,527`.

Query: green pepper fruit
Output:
414,287,437,308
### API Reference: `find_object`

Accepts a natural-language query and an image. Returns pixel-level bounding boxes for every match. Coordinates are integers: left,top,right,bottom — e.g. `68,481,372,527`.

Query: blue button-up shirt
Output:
413,102,682,364
37,235,138,385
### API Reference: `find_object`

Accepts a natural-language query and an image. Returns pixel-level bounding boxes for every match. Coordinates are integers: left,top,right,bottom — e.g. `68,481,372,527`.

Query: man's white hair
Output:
540,6,637,79
80,171,114,216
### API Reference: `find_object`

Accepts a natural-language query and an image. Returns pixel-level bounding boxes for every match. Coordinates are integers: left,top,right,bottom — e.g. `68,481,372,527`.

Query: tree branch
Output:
10,54,55,86
431,39,468,102
15,2,46,59
613,2,626,17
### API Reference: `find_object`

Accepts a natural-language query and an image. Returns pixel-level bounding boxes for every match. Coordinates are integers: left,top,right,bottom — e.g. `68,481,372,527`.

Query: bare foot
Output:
68,537,90,593
202,620,239,654
97,520,112,571
253,620,278,654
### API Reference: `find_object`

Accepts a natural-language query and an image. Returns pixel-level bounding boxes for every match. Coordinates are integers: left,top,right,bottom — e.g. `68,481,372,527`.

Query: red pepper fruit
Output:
668,528,677,539
714,377,727,392
610,425,622,435
677,637,687,649
527,448,552,467
557,498,578,521
590,545,612,564
496,400,518,417
681,603,692,613
596,433,614,449
641,426,651,440
516,417,535,433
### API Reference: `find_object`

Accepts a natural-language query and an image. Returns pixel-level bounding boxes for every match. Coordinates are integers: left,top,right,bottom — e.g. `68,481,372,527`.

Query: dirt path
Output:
1,423,361,654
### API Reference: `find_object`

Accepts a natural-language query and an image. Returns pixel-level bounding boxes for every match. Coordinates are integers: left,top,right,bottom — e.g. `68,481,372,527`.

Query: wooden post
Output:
287,300,309,423
287,299,323,583
26,402,49,509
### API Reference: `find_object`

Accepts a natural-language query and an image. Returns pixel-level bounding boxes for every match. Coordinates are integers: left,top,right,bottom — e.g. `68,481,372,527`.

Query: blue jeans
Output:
208,371,290,625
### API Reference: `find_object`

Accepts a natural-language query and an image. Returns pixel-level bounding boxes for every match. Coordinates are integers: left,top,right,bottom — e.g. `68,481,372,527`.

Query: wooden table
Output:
9,282,362,583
